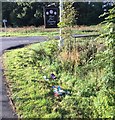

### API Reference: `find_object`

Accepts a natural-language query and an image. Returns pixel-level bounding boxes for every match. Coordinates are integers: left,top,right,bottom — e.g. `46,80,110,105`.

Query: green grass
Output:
0,31,59,37
2,38,114,118
1,25,100,37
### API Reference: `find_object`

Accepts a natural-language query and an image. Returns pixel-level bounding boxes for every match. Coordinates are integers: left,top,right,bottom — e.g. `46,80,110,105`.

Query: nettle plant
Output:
100,5,115,88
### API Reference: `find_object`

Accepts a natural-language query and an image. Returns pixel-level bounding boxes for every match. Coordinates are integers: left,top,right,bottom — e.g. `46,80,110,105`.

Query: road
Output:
0,34,99,52
0,36,51,52
0,36,52,119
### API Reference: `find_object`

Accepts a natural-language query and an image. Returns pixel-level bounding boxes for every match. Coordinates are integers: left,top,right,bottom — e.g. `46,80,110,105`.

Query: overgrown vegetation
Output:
58,2,78,72
3,36,114,118
2,3,115,119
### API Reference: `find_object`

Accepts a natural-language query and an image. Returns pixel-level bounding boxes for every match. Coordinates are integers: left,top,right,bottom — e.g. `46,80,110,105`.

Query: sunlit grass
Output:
0,25,100,37
2,36,114,118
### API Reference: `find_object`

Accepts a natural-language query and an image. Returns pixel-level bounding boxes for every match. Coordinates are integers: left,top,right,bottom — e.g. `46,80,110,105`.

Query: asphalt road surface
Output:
0,36,53,119
0,36,51,52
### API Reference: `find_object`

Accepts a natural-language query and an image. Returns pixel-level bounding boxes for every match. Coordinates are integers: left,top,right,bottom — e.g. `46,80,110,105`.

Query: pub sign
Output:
44,6,59,28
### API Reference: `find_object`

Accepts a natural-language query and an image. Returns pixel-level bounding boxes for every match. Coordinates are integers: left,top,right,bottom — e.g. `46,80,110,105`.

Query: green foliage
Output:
15,2,44,26
58,2,76,35
58,2,78,74
3,37,114,118
2,2,45,27
58,2,76,28
74,2,105,25
93,90,115,118
2,5,115,117
2,2,108,27
100,5,115,88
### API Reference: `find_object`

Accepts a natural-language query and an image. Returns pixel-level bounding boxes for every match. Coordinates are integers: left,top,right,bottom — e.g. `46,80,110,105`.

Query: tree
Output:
15,2,44,26
58,2,76,50
2,2,17,27
2,2,113,27
2,2,49,27
58,2,79,74
73,2,112,25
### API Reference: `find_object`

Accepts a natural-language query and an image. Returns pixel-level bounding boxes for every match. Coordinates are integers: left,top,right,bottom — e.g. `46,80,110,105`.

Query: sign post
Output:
59,0,63,48
3,19,7,33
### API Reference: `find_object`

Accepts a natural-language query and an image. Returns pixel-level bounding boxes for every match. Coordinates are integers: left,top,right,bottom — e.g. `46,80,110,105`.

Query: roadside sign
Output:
3,19,7,33
44,7,59,28
3,19,7,23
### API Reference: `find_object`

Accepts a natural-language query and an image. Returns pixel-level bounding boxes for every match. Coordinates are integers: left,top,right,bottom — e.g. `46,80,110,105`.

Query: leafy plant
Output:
100,5,115,88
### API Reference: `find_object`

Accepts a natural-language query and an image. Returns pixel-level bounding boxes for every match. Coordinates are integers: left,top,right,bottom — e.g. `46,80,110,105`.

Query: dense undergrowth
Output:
3,38,115,118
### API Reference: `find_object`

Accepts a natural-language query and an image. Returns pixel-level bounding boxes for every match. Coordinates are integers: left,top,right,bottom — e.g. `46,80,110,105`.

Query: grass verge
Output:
2,38,114,118
1,25,100,37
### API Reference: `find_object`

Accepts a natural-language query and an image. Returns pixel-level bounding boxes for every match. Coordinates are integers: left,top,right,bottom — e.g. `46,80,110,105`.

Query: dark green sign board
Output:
44,7,58,28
